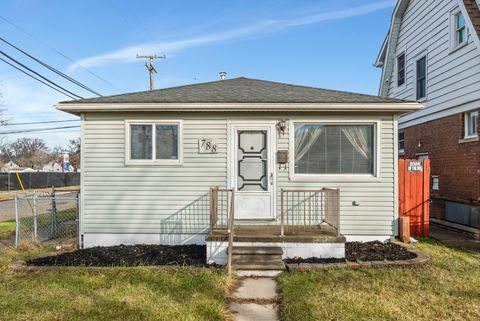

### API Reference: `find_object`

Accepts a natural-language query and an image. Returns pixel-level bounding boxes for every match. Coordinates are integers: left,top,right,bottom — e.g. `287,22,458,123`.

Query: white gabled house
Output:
375,0,480,231
56,77,421,271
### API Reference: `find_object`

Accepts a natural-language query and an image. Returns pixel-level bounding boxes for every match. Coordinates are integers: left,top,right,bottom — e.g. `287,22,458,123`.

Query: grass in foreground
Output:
0,245,233,321
0,220,16,238
279,239,480,321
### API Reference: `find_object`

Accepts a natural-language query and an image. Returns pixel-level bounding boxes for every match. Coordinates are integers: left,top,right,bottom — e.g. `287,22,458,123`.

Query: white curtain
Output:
294,125,324,162
341,126,372,161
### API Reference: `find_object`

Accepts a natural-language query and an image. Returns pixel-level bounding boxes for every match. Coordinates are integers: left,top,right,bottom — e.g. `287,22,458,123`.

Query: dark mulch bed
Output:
284,241,417,264
26,244,215,267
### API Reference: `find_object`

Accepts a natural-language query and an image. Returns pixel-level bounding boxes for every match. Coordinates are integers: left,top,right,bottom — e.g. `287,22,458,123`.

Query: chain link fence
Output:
15,191,79,247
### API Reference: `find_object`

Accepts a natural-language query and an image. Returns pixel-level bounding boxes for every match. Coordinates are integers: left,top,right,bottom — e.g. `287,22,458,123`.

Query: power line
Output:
0,56,77,99
0,50,83,99
0,15,121,91
3,119,79,126
0,125,80,135
0,37,102,97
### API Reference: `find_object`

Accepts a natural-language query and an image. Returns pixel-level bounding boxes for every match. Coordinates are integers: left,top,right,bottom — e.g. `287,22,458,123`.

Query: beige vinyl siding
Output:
81,112,396,237
385,0,480,127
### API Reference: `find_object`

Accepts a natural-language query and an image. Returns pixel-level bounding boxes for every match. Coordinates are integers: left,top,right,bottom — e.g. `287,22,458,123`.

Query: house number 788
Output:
199,138,218,153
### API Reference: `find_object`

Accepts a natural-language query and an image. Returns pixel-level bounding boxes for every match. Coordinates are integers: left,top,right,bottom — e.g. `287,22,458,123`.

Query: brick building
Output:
375,0,480,231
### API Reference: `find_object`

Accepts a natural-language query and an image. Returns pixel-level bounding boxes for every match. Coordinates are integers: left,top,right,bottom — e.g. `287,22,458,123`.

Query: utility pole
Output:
136,54,166,90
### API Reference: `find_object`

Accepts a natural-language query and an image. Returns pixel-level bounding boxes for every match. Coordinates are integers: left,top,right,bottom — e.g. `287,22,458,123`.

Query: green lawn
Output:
0,220,16,238
0,208,77,240
279,239,480,321
0,246,233,321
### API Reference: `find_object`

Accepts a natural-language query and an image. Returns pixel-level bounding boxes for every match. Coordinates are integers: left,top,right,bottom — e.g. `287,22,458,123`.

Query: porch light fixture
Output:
277,119,287,135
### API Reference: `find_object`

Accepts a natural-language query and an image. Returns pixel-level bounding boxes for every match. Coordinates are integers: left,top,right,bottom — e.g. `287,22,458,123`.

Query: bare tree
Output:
66,138,80,170
0,137,50,169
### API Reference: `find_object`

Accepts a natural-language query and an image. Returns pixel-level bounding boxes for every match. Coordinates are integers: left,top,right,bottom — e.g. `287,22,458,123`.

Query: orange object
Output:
398,159,430,237
398,216,411,243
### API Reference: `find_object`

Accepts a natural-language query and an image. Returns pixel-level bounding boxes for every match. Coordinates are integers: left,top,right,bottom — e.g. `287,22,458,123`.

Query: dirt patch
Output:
284,241,417,264
26,244,213,267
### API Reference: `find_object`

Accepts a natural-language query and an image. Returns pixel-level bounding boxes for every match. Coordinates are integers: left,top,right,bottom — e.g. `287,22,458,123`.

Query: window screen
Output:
399,131,405,153
456,12,466,45
130,125,152,159
416,56,427,100
397,53,405,86
156,125,178,159
294,124,375,175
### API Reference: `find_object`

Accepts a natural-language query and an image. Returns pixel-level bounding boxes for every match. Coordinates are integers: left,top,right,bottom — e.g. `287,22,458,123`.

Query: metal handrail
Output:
210,187,235,274
227,191,235,274
280,188,340,236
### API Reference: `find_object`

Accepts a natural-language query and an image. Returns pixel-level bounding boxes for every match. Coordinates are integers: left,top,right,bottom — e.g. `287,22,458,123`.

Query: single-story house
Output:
0,161,35,173
42,161,64,172
56,77,421,269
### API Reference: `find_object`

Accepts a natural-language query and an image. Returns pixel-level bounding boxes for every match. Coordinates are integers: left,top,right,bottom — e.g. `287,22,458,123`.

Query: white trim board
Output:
399,98,480,129
56,102,422,115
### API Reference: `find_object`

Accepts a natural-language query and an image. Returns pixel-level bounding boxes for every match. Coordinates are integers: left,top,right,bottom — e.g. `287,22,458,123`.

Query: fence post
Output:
14,194,19,247
33,191,38,241
51,186,57,237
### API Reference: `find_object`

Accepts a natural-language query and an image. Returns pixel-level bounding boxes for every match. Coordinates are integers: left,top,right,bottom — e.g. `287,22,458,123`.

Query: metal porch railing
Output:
209,187,235,274
280,188,340,236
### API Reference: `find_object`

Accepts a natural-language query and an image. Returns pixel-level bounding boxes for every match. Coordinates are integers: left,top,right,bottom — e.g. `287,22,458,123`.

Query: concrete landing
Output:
229,277,279,321
430,224,480,253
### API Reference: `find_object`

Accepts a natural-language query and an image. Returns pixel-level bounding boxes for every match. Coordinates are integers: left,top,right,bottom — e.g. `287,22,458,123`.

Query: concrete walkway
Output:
229,277,279,321
430,224,480,253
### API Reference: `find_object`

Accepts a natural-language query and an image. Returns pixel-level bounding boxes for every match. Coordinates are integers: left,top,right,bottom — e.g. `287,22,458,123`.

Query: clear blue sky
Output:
0,0,394,148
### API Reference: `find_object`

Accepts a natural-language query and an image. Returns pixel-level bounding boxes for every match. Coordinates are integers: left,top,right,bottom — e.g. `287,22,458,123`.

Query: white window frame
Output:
289,120,380,182
464,110,478,138
125,119,183,165
395,50,406,90
450,8,468,52
414,53,428,102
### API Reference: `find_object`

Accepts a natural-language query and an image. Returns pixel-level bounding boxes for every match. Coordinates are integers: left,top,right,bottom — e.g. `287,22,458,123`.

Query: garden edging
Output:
285,241,430,272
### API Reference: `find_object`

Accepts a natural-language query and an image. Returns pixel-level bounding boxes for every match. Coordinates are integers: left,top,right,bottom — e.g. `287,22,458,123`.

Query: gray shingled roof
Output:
60,77,406,104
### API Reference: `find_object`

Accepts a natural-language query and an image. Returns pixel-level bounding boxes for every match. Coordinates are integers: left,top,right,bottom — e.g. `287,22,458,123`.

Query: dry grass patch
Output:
278,239,480,321
0,246,233,321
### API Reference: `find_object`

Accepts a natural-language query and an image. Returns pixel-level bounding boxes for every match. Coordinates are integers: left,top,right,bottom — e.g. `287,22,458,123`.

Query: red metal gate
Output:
399,159,430,237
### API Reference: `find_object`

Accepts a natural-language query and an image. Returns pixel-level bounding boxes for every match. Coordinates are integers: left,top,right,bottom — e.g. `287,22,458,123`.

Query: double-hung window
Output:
292,122,376,178
126,120,182,164
397,52,406,87
416,56,427,100
455,11,467,46
464,111,478,138
450,9,468,51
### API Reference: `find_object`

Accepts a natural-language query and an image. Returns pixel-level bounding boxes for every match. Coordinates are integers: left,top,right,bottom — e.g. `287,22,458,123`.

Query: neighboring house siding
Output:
385,0,480,128
81,112,396,239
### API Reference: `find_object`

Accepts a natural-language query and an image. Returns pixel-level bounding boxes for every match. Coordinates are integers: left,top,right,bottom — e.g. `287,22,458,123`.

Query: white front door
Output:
229,122,275,220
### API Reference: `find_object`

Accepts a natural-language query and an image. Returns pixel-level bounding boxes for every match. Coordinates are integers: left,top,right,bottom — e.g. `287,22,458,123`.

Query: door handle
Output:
270,172,274,185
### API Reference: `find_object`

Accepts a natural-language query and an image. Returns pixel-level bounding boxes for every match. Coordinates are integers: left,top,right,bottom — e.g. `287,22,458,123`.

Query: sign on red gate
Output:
399,159,430,237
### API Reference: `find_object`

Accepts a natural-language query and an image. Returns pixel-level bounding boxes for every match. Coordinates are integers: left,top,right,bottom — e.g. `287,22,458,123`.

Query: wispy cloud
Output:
69,1,395,71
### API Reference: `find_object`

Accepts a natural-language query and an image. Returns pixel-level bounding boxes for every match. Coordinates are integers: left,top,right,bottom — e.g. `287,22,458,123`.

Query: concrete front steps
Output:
230,246,286,276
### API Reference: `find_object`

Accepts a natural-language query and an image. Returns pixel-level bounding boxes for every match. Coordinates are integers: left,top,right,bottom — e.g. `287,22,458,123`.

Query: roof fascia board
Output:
458,0,480,50
55,102,423,114
378,0,410,97
374,34,389,67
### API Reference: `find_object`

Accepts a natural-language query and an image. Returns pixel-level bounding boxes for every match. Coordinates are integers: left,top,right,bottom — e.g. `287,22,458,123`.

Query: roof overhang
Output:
56,102,423,115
